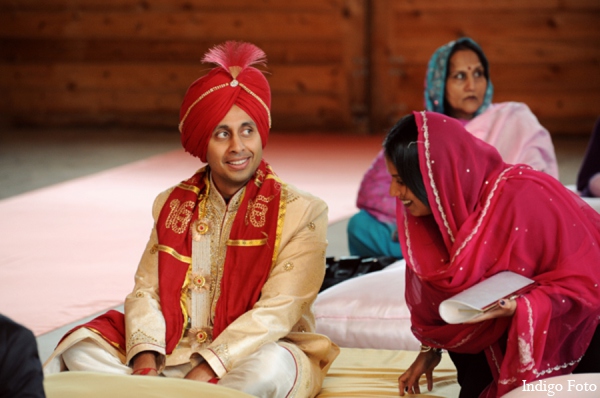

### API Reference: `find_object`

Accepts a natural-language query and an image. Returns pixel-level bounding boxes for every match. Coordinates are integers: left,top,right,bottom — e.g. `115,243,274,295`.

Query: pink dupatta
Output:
399,111,600,397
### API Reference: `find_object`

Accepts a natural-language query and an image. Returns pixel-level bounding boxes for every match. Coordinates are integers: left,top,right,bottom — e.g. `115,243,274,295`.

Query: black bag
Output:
320,255,398,292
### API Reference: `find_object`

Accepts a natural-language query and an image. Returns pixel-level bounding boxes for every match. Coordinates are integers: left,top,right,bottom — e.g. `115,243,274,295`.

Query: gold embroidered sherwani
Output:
46,174,339,398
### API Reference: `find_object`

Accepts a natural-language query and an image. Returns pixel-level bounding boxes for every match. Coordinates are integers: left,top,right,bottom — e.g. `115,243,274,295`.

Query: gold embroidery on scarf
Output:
156,244,192,264
178,182,201,194
246,195,274,228
165,199,195,234
254,169,265,188
226,238,268,246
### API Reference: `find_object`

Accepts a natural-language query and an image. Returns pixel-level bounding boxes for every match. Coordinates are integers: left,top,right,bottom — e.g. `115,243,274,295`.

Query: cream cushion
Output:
314,260,420,351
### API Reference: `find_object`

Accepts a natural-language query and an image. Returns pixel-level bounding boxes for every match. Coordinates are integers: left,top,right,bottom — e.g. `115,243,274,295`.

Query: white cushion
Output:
314,260,420,351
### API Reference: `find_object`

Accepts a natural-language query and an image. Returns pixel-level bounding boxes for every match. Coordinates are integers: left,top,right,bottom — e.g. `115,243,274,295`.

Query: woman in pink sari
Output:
384,111,600,397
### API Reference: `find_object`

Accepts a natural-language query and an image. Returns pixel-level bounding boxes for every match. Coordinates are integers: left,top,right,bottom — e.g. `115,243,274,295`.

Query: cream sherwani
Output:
45,175,339,398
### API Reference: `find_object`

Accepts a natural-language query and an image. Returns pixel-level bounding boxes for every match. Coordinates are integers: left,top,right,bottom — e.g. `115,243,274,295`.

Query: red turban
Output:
179,42,272,162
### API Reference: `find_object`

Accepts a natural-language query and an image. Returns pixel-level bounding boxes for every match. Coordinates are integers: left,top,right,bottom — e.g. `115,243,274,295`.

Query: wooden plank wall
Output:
370,0,600,135
1,0,598,135
0,0,368,132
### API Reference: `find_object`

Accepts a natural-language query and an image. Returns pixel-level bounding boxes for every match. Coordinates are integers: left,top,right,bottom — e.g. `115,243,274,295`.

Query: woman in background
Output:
385,111,600,397
348,37,558,259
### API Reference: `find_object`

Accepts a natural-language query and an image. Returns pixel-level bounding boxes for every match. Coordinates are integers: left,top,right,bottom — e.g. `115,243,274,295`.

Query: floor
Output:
0,128,590,363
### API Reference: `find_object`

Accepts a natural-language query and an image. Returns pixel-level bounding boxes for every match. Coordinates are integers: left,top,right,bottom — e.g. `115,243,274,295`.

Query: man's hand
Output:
398,349,442,396
132,351,159,376
185,362,217,382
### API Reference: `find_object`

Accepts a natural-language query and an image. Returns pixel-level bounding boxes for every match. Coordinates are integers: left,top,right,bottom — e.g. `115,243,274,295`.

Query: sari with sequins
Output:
399,111,600,397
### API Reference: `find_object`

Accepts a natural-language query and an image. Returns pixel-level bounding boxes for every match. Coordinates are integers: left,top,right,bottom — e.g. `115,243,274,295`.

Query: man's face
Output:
205,104,263,199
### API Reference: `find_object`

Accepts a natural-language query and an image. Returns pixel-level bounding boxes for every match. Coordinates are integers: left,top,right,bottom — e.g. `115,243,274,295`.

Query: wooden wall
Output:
1,0,599,135
0,0,368,132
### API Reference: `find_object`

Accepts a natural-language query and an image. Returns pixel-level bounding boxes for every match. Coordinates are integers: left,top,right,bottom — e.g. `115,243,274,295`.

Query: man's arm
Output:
124,190,173,367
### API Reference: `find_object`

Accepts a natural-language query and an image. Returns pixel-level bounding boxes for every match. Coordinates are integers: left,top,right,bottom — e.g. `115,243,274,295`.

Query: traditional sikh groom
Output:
44,41,339,398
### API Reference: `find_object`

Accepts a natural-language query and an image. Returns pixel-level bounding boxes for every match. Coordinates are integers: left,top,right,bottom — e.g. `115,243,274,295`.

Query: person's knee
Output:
62,339,128,374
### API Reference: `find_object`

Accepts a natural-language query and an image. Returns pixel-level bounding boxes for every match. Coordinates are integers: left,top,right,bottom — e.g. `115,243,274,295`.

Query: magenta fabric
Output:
398,111,600,397
355,151,396,224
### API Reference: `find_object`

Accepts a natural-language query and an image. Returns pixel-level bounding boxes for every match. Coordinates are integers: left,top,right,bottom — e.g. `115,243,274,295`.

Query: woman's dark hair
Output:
447,41,489,80
383,114,429,208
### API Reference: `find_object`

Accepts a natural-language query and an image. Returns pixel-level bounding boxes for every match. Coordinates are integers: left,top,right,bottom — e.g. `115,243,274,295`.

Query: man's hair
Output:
383,114,429,208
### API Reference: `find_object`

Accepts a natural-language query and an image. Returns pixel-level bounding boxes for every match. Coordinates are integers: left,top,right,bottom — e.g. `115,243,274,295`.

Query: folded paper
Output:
439,271,535,324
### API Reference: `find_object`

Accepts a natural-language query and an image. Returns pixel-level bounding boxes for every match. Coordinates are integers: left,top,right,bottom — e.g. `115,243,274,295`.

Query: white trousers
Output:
62,339,297,398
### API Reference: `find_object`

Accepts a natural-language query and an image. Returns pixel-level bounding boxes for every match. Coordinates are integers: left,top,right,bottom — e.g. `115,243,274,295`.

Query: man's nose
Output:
229,132,244,152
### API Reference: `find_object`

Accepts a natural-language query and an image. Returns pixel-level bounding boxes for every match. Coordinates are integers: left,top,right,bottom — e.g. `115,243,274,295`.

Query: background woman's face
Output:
444,49,487,120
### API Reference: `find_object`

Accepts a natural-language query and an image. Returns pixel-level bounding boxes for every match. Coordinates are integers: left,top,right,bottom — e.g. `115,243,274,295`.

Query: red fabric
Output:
58,310,125,354
398,111,600,397
157,160,282,352
179,43,271,163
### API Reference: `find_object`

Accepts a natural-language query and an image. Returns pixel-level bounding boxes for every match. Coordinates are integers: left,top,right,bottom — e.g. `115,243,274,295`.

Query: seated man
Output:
44,41,339,398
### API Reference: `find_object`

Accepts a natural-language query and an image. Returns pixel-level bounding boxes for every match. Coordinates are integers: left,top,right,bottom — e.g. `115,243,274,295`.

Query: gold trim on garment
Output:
157,244,192,264
178,182,202,195
271,184,287,269
178,83,229,133
178,79,272,133
87,327,125,354
226,238,268,246
239,82,271,128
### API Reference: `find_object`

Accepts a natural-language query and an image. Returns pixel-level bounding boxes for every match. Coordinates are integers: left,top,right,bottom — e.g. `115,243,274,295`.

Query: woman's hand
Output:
398,349,442,396
464,297,518,324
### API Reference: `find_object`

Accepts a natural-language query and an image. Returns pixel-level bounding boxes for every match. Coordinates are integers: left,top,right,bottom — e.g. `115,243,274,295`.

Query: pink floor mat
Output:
0,133,383,336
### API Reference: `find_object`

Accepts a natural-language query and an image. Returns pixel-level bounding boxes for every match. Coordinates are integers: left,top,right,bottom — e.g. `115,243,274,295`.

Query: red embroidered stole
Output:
59,161,284,356
158,160,283,353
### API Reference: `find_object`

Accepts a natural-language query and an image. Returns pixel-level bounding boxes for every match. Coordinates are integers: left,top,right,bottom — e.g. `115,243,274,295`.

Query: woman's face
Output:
385,157,432,217
445,49,487,120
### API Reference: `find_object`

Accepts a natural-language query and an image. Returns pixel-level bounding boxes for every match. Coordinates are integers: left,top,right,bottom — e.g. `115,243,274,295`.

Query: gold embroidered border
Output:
239,82,271,128
157,244,192,264
179,83,230,133
226,238,268,246
178,182,202,195
271,184,287,269
421,111,454,243
87,327,125,354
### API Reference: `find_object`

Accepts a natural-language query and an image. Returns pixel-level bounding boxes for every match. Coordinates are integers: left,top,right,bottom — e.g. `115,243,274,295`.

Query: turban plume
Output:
179,41,272,162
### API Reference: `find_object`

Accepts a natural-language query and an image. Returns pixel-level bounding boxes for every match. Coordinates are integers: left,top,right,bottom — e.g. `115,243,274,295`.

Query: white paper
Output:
438,271,534,324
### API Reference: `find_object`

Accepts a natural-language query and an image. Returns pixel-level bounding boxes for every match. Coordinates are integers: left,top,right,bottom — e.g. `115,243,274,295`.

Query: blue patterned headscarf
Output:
424,37,494,117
